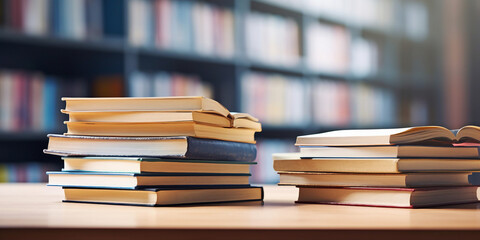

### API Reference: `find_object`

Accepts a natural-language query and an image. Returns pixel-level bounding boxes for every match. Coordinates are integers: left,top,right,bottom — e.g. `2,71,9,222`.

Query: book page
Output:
302,128,413,138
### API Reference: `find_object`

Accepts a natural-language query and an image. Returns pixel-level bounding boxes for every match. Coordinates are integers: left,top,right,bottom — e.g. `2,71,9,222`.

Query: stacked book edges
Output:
274,126,480,208
44,96,263,206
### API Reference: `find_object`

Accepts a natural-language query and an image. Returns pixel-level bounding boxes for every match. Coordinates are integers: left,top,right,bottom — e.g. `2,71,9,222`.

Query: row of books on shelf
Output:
241,72,427,127
0,70,86,132
306,22,381,76
129,71,213,98
246,12,300,67
265,0,428,40
241,73,310,126
0,0,108,39
305,21,349,74
247,12,381,75
0,162,55,182
0,1,428,75
263,0,392,28
129,0,234,58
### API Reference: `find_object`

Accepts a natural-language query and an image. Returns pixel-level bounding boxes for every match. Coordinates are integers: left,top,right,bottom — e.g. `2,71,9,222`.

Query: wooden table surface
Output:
1,183,480,240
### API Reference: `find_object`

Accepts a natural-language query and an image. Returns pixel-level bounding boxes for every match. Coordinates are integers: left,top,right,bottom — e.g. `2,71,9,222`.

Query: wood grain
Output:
1,183,480,240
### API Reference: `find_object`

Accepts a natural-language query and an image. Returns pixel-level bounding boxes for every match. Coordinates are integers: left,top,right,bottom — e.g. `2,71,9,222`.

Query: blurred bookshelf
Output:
0,0,441,183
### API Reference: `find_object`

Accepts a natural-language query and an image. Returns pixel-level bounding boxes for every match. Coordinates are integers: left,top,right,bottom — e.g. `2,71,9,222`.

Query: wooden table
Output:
1,184,480,240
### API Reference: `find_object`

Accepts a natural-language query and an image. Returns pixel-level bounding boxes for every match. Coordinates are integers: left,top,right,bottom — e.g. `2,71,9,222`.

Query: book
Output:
63,110,231,127
63,186,263,206
63,157,254,174
47,171,250,189
44,135,257,161
246,12,300,67
241,72,311,127
231,112,262,131
297,186,479,208
63,110,261,130
296,126,480,146
278,172,476,188
273,154,480,173
128,71,213,98
130,0,234,57
298,145,480,158
64,121,257,143
62,96,230,117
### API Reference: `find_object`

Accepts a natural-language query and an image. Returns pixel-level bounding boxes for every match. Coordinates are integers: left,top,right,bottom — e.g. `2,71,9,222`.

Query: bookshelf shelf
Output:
248,61,305,76
135,48,237,67
0,132,50,141
0,29,125,53
250,0,303,18
306,70,349,80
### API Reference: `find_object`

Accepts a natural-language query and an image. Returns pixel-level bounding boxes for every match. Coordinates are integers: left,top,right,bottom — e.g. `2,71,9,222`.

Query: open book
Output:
296,126,480,146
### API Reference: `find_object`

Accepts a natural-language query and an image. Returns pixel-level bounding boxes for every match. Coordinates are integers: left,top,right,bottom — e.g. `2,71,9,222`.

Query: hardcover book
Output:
297,145,480,158
62,186,264,206
45,135,257,161
278,172,477,188
297,186,479,208
63,157,254,174
273,155,480,173
63,110,261,131
64,121,257,143
63,96,230,117
47,171,251,189
63,110,232,127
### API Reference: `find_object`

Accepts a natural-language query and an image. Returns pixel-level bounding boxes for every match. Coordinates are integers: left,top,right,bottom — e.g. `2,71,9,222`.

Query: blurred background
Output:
0,0,476,183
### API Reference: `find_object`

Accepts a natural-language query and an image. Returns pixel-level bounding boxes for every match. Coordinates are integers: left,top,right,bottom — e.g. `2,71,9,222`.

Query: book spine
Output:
185,137,257,162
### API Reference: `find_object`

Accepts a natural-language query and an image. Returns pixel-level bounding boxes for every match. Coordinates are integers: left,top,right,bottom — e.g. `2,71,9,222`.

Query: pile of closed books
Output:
44,96,263,206
274,126,480,208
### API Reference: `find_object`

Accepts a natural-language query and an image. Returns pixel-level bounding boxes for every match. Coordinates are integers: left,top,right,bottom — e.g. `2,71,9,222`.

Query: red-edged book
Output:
297,186,479,208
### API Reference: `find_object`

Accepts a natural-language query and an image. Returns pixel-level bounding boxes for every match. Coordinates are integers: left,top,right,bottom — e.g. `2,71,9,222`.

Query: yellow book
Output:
65,121,256,143
62,96,230,117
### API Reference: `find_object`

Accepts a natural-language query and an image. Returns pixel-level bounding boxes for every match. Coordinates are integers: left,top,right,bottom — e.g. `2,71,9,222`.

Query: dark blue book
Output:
44,135,257,161
62,186,264,206
47,171,251,189
49,0,61,35
102,0,125,38
43,77,58,131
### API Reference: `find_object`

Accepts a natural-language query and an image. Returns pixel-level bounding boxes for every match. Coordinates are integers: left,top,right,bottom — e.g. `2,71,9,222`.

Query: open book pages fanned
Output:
296,126,480,146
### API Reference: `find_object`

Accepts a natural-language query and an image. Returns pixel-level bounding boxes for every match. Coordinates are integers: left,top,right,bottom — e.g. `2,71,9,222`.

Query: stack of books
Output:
44,96,263,206
274,126,480,208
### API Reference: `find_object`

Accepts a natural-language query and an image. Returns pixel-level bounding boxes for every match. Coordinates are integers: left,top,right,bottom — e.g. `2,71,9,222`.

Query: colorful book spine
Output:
246,12,300,67
241,72,311,127
311,80,350,127
129,71,213,98
0,70,87,132
241,72,399,127
129,0,235,58
2,0,106,39
0,162,57,182
306,22,349,73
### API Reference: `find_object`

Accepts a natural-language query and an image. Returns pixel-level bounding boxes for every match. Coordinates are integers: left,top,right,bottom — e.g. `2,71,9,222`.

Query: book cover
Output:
47,171,252,189
45,135,257,161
